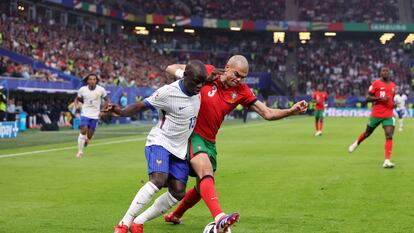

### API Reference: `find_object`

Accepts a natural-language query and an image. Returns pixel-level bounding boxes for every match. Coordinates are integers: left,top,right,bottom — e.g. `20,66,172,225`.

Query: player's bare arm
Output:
103,102,149,117
74,96,83,109
250,100,308,120
166,64,223,81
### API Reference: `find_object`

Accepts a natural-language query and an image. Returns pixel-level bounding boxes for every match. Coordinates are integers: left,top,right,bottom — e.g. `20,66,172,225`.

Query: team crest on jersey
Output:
197,146,202,150
208,86,217,97
231,92,238,100
156,159,162,165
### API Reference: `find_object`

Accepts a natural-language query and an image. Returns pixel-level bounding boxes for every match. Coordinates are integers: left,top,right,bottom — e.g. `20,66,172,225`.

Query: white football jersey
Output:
144,80,201,160
77,85,107,119
394,94,407,110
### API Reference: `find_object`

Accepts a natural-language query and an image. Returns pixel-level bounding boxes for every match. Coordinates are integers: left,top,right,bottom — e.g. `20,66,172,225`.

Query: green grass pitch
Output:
1,117,414,233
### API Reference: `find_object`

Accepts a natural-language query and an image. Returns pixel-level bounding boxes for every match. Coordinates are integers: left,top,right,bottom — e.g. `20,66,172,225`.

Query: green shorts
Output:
367,117,395,128
315,110,324,119
187,133,217,177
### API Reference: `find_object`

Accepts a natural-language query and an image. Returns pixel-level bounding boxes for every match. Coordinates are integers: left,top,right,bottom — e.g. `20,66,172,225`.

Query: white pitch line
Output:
0,120,282,159
0,137,146,159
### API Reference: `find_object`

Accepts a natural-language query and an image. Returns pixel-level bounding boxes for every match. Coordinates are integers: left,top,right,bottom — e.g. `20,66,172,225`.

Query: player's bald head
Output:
226,55,249,75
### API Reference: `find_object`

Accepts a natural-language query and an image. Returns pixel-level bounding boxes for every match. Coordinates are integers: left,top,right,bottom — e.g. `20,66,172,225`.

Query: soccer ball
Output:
202,222,232,233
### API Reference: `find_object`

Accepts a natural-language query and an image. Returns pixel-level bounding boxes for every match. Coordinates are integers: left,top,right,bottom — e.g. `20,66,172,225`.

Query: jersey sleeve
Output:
368,82,376,94
205,64,215,76
240,86,258,107
143,85,170,111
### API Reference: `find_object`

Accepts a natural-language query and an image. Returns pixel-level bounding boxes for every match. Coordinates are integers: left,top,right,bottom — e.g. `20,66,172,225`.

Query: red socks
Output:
357,132,366,145
172,187,201,218
319,121,324,131
315,121,319,131
385,139,393,160
199,177,222,218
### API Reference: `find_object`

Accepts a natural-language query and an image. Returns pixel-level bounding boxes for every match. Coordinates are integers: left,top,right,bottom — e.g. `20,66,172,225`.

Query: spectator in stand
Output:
299,0,399,23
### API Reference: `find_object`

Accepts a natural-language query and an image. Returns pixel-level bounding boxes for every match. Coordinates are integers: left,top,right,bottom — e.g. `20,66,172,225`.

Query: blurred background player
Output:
74,74,109,158
312,84,328,136
394,89,408,132
110,60,207,233
348,67,396,168
161,55,308,233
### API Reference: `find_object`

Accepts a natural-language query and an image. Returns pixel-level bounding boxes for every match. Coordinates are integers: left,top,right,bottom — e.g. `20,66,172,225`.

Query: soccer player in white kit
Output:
394,90,408,131
107,60,208,233
74,74,109,158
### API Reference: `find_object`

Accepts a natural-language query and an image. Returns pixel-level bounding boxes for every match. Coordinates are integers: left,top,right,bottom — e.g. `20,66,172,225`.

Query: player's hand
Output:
291,100,308,114
206,68,225,82
101,104,122,117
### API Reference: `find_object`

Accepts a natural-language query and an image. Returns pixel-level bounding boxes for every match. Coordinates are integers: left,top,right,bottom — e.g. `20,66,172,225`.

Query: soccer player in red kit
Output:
312,84,328,136
157,55,307,233
348,67,397,168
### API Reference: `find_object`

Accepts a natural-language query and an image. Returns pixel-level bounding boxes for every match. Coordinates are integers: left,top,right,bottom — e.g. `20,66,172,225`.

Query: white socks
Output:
120,182,159,227
133,191,178,224
77,134,87,153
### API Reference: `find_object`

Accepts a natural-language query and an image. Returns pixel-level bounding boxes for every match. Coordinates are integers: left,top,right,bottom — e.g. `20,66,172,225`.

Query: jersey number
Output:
189,117,197,129
379,91,386,98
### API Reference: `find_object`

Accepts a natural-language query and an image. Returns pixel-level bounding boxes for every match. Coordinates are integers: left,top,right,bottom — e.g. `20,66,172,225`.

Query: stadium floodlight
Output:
18,5,25,11
135,30,149,35
163,28,174,32
121,25,124,30
230,27,241,31
379,33,395,44
273,32,285,43
299,32,311,41
300,40,307,44
324,32,336,37
135,26,146,31
184,29,195,34
404,34,414,44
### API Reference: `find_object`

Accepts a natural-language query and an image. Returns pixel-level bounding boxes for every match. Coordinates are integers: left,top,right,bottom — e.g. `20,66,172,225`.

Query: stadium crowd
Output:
298,0,399,23
0,15,177,88
297,38,409,98
0,56,64,82
82,0,285,21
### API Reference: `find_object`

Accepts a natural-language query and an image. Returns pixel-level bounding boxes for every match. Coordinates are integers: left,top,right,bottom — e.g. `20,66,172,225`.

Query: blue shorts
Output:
80,116,99,131
396,109,406,119
145,145,189,185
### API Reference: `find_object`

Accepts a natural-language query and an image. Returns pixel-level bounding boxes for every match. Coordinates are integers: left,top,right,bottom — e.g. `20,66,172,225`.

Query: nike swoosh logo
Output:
179,106,188,110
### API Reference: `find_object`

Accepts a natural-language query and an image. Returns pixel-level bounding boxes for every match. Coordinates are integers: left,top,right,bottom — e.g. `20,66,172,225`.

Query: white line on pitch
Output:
0,120,283,159
0,137,146,159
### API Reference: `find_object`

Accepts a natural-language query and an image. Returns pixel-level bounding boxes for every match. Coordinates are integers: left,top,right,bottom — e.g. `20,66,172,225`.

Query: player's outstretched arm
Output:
166,63,223,81
102,102,149,117
251,100,308,121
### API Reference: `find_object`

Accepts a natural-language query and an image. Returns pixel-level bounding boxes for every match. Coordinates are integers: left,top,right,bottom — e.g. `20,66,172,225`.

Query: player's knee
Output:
150,176,168,189
169,187,186,200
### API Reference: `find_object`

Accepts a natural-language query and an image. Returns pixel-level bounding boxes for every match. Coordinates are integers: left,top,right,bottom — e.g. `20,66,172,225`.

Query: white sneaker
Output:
348,141,358,153
76,152,83,158
314,131,322,136
383,159,395,168
399,127,403,132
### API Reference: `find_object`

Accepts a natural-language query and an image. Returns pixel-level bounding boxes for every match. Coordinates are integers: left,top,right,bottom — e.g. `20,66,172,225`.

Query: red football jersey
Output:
194,78,257,142
368,79,396,118
312,91,328,110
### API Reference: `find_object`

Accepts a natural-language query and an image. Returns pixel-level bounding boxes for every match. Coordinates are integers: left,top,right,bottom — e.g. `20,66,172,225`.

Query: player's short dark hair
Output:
184,60,207,81
83,73,100,85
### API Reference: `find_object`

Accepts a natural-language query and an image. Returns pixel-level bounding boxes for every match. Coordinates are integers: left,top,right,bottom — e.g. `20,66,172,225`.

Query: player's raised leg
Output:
348,122,377,153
